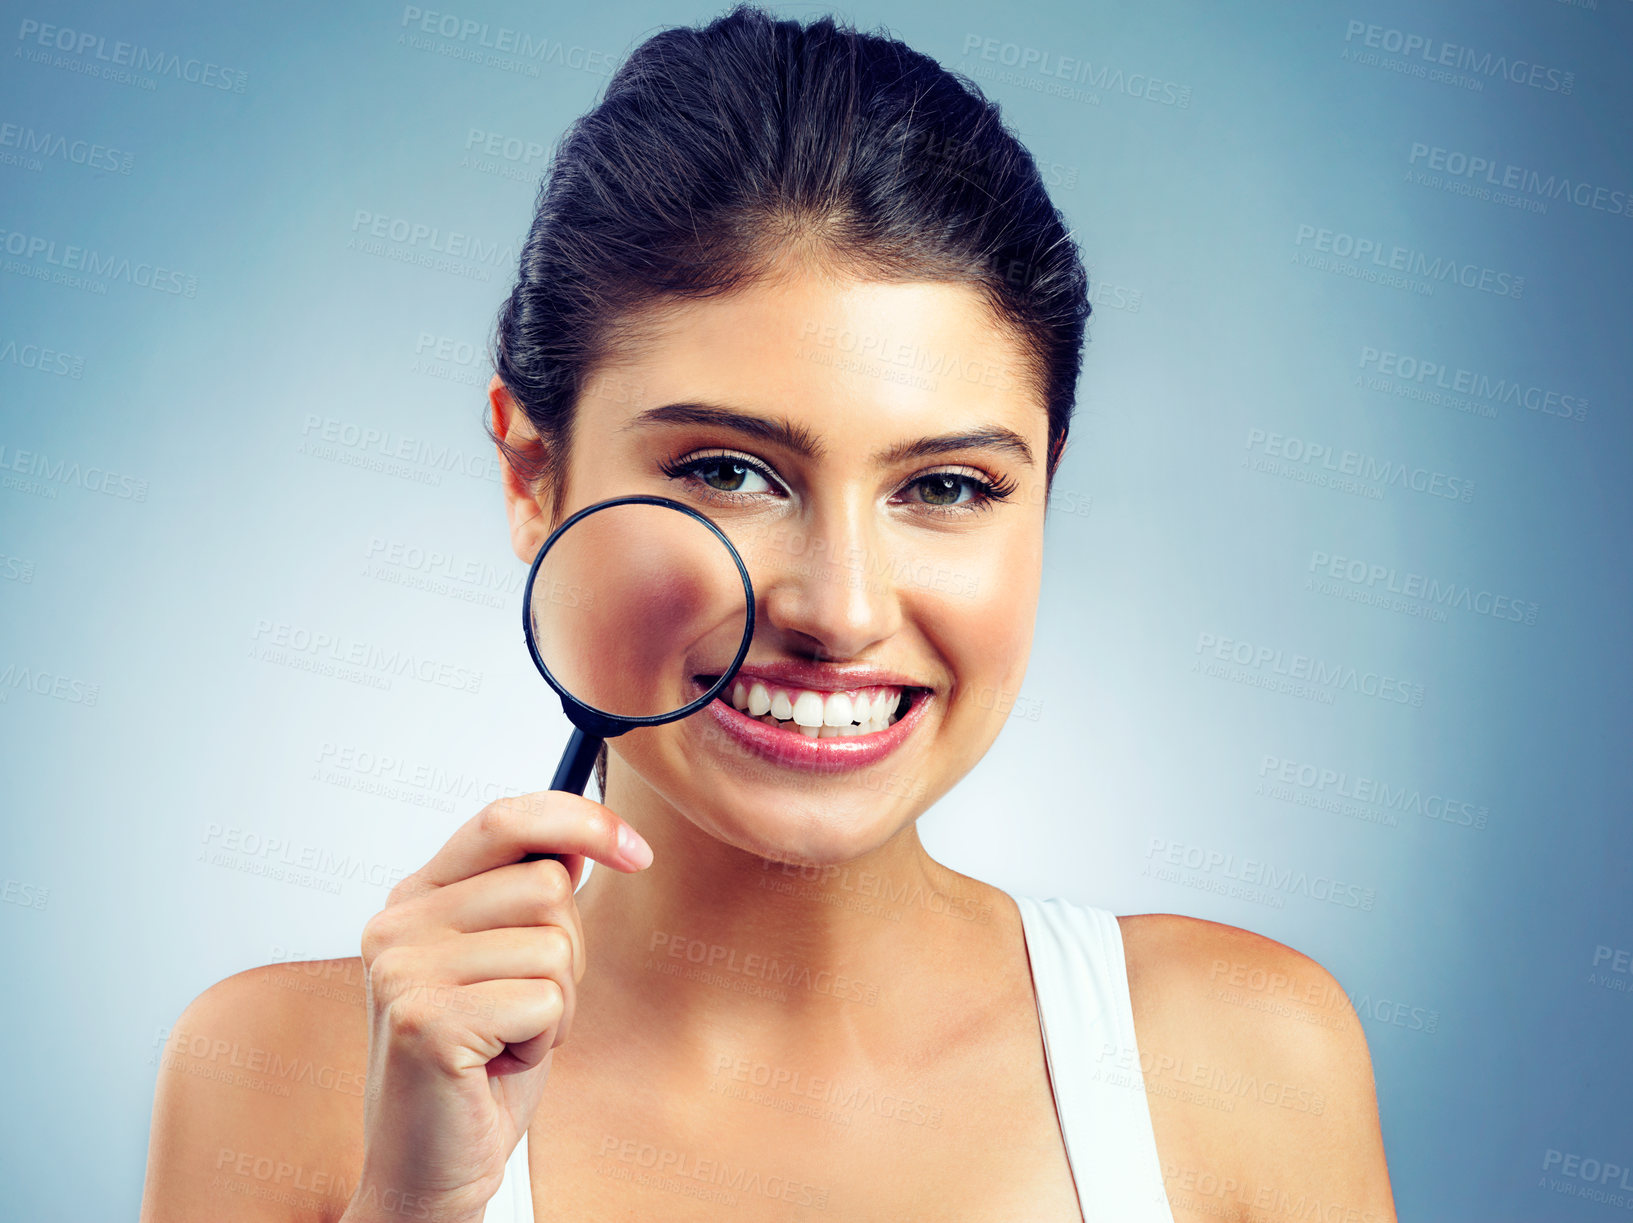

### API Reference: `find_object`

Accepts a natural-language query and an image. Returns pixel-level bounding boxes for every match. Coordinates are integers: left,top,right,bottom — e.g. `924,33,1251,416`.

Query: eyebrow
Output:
623,402,1035,467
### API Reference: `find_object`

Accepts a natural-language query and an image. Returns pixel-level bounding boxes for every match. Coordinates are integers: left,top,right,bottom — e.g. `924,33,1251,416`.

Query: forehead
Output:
584,274,1046,450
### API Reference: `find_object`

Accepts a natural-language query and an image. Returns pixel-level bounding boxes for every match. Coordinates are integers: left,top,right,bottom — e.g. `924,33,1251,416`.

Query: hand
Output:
342,791,653,1223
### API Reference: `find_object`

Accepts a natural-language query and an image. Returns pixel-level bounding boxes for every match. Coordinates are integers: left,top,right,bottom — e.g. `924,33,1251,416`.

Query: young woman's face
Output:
499,270,1051,864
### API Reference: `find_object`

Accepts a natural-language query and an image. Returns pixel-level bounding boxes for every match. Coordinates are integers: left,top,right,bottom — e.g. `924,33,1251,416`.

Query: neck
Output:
571,755,1002,1070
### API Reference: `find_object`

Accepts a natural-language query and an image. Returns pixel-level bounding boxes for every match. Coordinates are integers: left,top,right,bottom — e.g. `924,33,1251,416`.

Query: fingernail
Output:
617,823,654,869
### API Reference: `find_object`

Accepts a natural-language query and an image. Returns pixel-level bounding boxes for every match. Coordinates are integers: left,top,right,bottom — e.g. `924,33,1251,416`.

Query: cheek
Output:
923,533,1042,718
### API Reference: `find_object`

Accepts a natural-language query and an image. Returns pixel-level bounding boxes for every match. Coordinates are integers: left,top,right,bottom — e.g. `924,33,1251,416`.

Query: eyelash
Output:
657,448,1018,516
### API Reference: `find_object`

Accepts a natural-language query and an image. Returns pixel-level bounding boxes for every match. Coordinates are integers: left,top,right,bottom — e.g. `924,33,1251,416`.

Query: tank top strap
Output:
1013,893,1176,1221
482,1128,535,1223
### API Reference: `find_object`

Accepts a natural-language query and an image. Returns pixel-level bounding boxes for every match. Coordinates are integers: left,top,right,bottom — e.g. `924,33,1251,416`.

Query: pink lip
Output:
691,676,932,773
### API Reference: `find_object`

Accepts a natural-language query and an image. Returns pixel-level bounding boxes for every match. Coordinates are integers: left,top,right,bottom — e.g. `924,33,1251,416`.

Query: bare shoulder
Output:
139,958,370,1223
1116,913,1398,1223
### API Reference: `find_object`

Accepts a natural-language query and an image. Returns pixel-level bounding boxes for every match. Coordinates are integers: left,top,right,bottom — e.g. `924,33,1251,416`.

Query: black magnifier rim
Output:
522,494,756,731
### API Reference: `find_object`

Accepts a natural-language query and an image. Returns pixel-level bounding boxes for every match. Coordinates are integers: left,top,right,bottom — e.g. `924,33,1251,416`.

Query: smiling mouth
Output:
694,675,923,737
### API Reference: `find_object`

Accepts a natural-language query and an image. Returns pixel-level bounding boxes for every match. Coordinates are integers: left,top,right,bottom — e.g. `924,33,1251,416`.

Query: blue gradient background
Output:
2,1,1629,1219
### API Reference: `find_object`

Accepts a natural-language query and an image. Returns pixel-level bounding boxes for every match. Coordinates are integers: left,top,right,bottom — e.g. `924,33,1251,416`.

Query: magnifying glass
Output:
519,495,755,859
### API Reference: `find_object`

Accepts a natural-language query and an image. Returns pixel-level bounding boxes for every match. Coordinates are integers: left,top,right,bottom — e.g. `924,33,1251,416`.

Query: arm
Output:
1121,914,1399,1223
138,960,368,1223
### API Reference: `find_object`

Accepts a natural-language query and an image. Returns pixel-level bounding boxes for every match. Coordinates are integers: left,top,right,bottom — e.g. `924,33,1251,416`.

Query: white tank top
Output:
481,893,1175,1221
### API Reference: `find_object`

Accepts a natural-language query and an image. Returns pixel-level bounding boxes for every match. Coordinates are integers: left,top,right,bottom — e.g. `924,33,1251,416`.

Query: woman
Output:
141,6,1396,1221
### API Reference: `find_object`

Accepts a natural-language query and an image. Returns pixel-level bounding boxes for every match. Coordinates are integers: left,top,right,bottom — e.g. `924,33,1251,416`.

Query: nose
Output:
742,505,903,662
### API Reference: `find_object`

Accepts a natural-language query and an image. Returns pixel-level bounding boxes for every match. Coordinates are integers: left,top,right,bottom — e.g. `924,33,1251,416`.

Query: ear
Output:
489,373,554,564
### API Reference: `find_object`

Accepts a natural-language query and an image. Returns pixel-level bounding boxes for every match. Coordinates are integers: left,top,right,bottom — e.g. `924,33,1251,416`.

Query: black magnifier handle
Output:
520,724,604,864
550,725,602,795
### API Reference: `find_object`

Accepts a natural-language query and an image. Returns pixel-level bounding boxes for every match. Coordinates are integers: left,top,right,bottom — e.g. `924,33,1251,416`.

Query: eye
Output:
900,470,1015,514
911,473,977,507
659,450,784,500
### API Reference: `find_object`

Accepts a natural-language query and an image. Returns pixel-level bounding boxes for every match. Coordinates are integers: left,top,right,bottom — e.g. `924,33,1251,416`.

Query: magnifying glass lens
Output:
528,500,750,720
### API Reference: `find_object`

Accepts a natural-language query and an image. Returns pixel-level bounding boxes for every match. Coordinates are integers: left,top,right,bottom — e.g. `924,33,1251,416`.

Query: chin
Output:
616,729,938,866
690,788,915,868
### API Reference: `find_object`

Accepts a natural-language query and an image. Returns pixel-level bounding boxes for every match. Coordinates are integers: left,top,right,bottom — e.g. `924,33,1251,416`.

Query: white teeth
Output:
791,691,826,728
731,681,911,735
822,692,853,726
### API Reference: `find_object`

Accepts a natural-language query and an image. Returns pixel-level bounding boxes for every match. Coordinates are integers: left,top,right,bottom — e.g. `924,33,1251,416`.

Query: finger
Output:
424,927,579,1054
376,940,577,1065
417,925,576,991
468,977,567,1073
411,791,650,893
418,858,588,984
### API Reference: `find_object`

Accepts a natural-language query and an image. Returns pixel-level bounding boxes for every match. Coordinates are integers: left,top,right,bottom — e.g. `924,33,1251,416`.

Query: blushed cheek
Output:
928,536,1042,731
